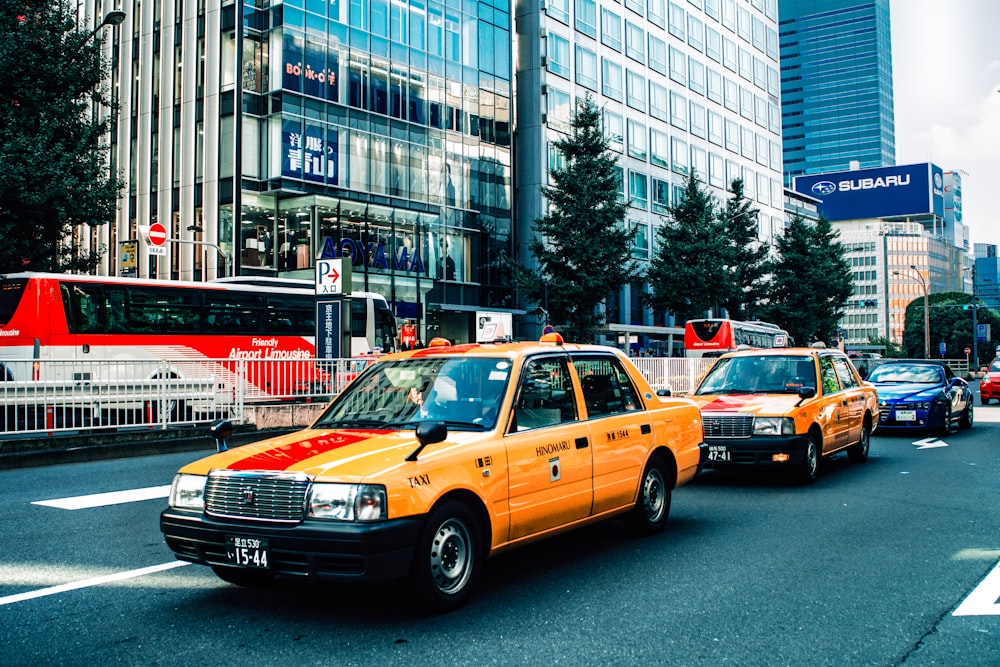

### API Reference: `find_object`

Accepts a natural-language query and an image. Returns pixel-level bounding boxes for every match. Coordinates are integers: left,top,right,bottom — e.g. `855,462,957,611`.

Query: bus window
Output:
61,283,103,334
0,279,28,326
266,294,314,335
351,298,366,340
203,291,264,334
373,299,397,352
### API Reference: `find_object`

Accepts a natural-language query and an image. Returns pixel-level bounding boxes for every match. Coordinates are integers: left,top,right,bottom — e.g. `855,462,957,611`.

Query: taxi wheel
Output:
210,565,274,588
847,423,870,463
412,501,483,613
625,454,671,536
799,433,820,484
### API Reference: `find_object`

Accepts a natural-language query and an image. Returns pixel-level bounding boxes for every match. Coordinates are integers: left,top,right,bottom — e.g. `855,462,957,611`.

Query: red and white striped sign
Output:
147,222,167,246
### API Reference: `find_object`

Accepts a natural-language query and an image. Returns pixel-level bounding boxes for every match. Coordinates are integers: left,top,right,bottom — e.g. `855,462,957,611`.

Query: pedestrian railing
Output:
0,355,711,438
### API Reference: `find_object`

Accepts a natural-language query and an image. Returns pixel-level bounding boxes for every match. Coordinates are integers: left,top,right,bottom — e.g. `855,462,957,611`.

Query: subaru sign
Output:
793,163,944,221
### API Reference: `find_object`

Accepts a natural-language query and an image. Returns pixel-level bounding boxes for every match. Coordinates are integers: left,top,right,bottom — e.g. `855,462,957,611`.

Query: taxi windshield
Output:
314,356,512,431
695,355,816,395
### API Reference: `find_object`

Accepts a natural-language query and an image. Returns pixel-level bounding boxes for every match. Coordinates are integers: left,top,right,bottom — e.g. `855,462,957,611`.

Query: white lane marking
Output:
913,437,948,449
0,561,190,607
33,485,171,510
954,561,1000,616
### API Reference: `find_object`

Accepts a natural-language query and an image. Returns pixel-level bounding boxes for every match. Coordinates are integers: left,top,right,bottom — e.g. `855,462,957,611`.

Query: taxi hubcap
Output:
644,470,665,521
430,519,472,593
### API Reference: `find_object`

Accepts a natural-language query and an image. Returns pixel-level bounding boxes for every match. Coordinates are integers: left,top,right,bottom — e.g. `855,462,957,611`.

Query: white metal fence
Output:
0,356,712,438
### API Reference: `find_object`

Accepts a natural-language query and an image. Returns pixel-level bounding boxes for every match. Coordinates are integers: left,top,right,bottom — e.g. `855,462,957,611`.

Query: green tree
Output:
0,1,123,273
645,170,728,322
518,96,638,342
900,291,1000,364
757,214,852,345
718,178,767,320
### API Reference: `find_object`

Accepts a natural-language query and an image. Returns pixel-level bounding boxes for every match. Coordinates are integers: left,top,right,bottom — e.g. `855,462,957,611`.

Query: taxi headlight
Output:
309,483,387,522
754,417,795,436
169,474,206,509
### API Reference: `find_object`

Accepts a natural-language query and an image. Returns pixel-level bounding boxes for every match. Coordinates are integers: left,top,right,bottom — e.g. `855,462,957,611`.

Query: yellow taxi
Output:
161,334,707,611
686,345,878,483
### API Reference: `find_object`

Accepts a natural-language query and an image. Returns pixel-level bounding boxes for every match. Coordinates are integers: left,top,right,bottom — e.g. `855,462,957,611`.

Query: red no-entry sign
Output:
148,222,168,246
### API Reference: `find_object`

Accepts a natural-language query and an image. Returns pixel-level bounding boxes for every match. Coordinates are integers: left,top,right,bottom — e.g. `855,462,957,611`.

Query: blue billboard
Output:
793,163,944,221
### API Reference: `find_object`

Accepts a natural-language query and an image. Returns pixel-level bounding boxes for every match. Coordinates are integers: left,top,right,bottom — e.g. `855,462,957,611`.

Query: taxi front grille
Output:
702,414,754,438
204,470,310,522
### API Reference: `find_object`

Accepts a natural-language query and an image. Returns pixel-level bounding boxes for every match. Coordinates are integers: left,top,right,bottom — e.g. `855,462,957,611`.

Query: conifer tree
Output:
645,170,728,322
718,178,767,320
519,96,638,342
758,214,853,345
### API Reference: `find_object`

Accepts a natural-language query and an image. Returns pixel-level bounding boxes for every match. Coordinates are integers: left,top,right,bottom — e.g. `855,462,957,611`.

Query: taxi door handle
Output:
641,423,651,434
575,437,589,449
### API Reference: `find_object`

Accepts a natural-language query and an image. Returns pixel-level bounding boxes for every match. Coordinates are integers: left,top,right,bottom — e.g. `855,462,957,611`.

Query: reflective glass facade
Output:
779,0,894,181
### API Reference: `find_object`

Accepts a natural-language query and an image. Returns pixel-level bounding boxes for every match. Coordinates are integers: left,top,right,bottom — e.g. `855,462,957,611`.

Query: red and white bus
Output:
0,273,397,392
684,319,791,357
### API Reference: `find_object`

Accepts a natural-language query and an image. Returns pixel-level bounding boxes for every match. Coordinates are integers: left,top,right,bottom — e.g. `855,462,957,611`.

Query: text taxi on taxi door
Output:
161,333,708,611
685,344,879,484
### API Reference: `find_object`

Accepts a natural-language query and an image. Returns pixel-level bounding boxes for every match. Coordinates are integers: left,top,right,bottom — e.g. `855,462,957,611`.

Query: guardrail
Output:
0,357,374,438
0,355,716,439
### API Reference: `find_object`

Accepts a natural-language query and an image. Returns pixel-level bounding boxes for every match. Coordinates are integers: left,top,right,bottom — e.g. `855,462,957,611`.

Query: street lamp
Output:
175,225,232,278
78,10,126,50
893,266,930,359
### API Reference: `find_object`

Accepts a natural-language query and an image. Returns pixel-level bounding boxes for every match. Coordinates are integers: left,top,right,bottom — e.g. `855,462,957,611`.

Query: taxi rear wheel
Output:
625,454,671,536
411,501,483,613
847,422,870,463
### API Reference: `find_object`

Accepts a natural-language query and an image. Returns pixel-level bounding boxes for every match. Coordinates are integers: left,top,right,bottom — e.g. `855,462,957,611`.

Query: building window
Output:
708,109,723,145
547,0,570,24
649,0,666,28
690,101,706,138
669,45,686,84
706,25,721,62
689,58,706,95
671,136,688,174
649,81,668,121
575,0,598,39
650,128,669,168
668,2,685,41
649,34,667,74
627,70,646,111
576,45,598,90
629,172,648,210
628,118,647,159
547,143,565,183
547,86,572,132
626,22,646,63
707,68,723,104
653,178,670,213
687,14,704,51
547,33,570,79
604,109,624,152
724,118,739,153
691,146,707,180
602,58,623,101
709,152,724,187
601,8,622,51
670,91,687,130
631,219,650,259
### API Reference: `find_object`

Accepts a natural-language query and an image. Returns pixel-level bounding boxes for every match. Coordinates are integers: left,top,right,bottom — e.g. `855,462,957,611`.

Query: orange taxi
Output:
161,335,707,611
686,346,879,483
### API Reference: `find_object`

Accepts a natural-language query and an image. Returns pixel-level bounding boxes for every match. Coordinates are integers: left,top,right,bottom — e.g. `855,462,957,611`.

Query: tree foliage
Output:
518,96,638,342
757,214,853,346
900,291,1000,364
0,0,122,273
645,170,726,322
717,178,767,320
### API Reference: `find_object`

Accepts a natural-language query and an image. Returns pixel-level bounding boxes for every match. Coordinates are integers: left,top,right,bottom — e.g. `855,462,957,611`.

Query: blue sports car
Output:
866,360,974,435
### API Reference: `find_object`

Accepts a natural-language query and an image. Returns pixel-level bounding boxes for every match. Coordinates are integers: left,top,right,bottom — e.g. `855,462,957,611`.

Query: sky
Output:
890,0,1000,249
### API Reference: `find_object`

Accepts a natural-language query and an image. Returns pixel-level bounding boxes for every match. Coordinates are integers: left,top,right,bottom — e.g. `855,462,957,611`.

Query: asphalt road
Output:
3,406,1000,666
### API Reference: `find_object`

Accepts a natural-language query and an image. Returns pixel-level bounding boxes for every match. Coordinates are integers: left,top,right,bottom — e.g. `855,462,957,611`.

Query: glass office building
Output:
85,0,515,344
778,0,894,182
515,0,786,349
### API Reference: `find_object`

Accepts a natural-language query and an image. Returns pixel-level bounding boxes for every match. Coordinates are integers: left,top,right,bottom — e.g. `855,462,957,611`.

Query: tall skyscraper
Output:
779,0,894,182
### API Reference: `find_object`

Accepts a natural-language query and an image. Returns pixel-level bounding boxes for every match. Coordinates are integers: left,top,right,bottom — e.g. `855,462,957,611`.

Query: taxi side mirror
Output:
797,386,816,400
656,388,672,397
210,418,234,452
406,421,448,461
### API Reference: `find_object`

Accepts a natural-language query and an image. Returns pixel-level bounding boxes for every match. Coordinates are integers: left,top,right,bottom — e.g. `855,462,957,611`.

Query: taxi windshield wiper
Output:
316,418,390,428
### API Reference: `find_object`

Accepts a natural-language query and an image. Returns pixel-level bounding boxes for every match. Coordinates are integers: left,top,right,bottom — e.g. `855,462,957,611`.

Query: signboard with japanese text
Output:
119,240,138,277
315,300,343,360
282,119,338,184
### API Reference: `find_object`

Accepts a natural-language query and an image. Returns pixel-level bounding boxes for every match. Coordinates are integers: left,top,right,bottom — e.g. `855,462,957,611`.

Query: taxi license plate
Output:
225,535,269,569
895,409,917,422
708,445,731,462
